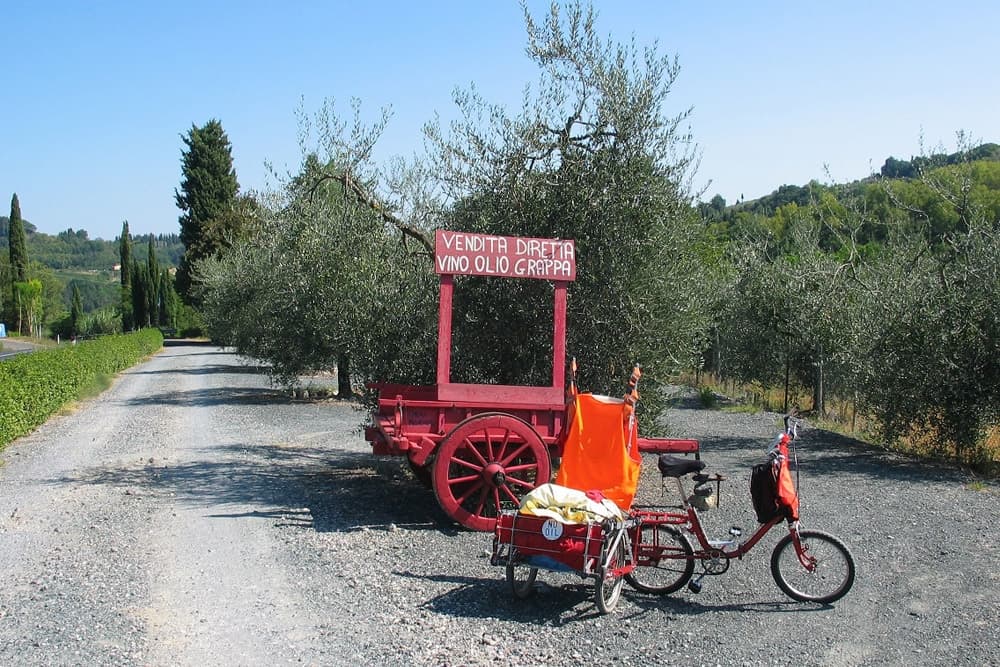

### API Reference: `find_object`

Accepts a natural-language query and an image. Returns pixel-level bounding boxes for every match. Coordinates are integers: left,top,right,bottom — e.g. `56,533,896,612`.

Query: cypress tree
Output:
146,236,160,326
119,220,132,287
174,119,239,303
8,194,29,333
119,221,134,330
158,268,174,328
131,259,148,328
8,193,28,282
70,284,84,337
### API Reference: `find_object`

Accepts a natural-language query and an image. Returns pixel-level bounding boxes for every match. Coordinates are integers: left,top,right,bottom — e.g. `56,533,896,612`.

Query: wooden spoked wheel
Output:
432,413,550,532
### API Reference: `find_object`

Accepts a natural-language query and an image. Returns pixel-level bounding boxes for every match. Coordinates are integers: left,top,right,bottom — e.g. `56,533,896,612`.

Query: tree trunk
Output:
812,343,825,416
337,354,352,398
712,327,722,376
783,348,791,415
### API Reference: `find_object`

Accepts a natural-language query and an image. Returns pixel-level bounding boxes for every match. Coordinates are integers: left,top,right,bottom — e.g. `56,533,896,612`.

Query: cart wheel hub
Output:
484,462,506,487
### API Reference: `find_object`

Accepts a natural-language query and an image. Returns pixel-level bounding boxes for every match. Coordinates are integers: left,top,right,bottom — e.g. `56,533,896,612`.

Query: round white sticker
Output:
541,519,564,541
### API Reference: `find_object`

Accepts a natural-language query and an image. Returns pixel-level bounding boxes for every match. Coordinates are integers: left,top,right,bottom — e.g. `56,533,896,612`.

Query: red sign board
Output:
434,230,576,281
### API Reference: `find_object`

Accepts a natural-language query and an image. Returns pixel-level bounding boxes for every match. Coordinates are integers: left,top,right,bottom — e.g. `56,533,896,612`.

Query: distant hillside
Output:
879,142,1000,179
0,221,183,270
701,142,1000,220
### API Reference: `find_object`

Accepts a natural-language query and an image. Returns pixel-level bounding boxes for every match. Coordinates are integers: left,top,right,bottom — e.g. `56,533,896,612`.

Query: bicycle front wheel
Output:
624,524,694,595
595,538,626,614
771,529,855,603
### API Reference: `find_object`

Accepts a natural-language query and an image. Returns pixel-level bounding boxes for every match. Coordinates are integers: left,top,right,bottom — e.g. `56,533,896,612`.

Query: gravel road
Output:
0,342,997,666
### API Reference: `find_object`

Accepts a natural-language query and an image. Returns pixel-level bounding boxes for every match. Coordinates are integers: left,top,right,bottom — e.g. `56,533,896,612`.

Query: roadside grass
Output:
57,374,115,416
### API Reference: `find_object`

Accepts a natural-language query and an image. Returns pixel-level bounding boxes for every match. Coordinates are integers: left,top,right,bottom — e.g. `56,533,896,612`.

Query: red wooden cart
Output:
365,230,697,531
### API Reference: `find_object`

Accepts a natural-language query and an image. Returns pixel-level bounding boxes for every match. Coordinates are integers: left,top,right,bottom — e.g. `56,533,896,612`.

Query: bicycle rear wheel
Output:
506,551,539,600
624,524,694,595
771,529,855,603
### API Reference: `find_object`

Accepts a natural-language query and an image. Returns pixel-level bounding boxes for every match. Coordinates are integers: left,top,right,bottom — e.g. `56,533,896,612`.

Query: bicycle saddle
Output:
657,454,706,478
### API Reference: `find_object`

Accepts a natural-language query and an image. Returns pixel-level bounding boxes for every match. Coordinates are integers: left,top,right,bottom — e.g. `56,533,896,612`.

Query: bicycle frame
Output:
631,475,813,570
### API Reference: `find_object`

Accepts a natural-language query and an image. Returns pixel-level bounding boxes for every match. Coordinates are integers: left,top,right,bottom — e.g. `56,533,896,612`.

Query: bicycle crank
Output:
687,550,731,594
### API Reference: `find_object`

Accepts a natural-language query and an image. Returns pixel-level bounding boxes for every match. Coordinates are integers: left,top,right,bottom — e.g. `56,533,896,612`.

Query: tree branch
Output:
316,171,434,257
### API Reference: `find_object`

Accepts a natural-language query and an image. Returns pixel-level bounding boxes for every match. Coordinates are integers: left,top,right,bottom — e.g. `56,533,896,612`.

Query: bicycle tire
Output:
506,552,539,600
624,524,694,595
595,538,626,614
770,529,855,603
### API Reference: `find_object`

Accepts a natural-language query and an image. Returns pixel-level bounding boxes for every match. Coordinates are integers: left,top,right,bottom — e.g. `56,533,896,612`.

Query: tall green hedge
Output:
0,329,163,448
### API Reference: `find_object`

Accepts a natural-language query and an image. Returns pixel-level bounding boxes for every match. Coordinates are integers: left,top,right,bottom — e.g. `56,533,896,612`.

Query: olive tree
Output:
198,105,439,392
423,1,714,422
847,163,1000,461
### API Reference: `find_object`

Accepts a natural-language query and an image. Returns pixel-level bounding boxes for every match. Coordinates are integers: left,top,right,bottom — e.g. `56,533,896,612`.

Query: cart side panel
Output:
365,382,568,459
496,512,605,573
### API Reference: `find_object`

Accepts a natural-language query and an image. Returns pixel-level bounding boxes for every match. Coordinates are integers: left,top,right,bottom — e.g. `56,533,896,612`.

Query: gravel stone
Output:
0,342,997,666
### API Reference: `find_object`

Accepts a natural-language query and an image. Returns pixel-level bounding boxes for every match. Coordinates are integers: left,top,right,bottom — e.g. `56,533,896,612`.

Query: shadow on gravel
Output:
163,339,218,347
128,364,270,376
50,443,453,534
158,351,232,357
122,387,292,407
398,569,828,624
627,594,831,617
401,570,609,625
674,412,966,485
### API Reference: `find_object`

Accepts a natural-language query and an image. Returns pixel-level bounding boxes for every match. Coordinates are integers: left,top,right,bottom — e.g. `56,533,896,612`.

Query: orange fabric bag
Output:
774,435,800,521
554,393,642,510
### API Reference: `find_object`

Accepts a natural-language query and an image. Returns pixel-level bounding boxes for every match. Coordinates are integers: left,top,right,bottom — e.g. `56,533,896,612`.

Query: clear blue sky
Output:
4,1,997,241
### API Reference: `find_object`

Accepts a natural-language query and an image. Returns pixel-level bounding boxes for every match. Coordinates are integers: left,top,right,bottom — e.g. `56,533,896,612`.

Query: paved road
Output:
0,338,39,360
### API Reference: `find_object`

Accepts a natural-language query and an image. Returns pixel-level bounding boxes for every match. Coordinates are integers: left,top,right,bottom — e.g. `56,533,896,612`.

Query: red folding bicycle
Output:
627,414,856,604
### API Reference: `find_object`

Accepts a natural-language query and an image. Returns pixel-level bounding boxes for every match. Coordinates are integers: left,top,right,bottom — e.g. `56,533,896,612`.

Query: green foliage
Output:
131,258,149,328
63,274,119,314
0,223,181,273
200,2,717,428
847,199,1000,459
879,142,1000,178
13,279,42,336
75,307,124,337
0,329,163,448
8,193,29,332
175,119,241,302
698,386,718,409
173,302,203,338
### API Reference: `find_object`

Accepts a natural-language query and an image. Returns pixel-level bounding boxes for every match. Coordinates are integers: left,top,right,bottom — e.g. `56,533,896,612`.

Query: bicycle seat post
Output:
674,475,688,508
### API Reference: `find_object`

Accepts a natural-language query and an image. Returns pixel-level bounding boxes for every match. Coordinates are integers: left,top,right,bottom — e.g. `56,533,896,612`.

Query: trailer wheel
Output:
433,413,550,532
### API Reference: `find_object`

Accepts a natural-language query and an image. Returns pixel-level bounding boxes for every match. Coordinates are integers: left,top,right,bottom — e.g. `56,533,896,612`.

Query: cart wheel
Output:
432,413,550,532
595,539,626,614
506,553,539,599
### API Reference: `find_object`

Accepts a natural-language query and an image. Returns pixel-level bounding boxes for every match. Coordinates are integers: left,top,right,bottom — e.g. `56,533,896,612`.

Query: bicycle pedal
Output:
688,580,702,594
